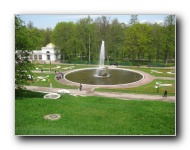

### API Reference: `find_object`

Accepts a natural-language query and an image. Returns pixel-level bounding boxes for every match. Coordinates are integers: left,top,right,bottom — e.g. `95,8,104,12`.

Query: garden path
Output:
26,86,175,102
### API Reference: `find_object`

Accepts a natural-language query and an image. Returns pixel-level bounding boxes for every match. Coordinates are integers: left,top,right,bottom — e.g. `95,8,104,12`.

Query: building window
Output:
34,55,37,60
30,55,33,59
46,51,50,60
39,55,42,60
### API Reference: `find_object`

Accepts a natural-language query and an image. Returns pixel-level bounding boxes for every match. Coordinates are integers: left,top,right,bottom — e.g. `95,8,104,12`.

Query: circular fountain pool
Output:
64,68,143,85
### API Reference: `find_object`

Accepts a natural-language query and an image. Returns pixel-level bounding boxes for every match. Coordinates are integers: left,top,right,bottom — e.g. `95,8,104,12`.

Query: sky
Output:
18,14,168,29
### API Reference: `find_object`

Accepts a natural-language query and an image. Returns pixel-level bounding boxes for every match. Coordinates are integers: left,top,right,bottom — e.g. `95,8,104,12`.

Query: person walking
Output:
31,75,34,83
138,63,140,68
79,83,82,91
163,90,167,98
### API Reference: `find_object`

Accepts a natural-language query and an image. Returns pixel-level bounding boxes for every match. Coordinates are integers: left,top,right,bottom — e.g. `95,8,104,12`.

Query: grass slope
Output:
15,90,175,135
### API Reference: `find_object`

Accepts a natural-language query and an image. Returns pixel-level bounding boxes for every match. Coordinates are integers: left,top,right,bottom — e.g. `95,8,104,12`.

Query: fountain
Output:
95,41,109,77
44,83,60,99
64,40,145,86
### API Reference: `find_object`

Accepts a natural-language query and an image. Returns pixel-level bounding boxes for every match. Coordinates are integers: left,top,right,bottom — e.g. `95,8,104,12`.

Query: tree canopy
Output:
16,15,176,66
15,16,47,89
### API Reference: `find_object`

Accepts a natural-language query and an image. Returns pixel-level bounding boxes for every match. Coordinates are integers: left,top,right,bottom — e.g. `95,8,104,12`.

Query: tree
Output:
43,27,53,46
51,22,76,62
138,23,153,62
124,23,153,63
95,16,110,63
109,18,125,61
129,15,139,25
15,16,35,90
163,15,175,65
151,23,163,62
27,21,34,29
124,25,138,61
27,27,44,49
22,15,174,67
76,16,93,62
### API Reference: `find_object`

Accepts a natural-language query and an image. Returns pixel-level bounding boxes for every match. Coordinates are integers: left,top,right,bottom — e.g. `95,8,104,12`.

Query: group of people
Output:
54,70,83,91
56,71,64,80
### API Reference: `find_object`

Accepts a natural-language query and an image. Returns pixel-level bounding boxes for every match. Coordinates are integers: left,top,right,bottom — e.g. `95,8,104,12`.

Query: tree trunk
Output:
165,52,169,65
61,51,64,63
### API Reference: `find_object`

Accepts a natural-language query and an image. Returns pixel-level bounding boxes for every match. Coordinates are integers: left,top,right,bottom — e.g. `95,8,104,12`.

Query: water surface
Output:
65,69,143,85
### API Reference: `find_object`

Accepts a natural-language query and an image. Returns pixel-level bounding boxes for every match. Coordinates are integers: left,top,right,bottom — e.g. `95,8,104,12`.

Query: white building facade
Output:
29,43,60,63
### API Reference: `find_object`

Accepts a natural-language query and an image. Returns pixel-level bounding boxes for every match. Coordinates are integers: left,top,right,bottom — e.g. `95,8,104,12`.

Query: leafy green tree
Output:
138,23,153,62
15,16,35,90
163,15,175,64
20,15,175,67
129,15,139,25
124,23,154,64
151,23,164,62
43,27,53,46
51,22,76,62
89,22,102,62
95,16,110,63
76,16,92,62
27,27,44,49
125,24,139,62
109,18,125,61
27,21,34,29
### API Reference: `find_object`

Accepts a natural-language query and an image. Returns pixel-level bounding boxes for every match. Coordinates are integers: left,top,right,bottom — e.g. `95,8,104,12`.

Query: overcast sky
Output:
18,14,168,29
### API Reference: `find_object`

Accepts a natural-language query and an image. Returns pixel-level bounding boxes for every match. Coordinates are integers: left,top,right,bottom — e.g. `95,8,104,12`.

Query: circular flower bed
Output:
44,114,61,120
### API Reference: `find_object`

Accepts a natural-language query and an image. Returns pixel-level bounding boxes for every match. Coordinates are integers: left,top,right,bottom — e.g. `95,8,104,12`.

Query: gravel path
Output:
26,86,175,102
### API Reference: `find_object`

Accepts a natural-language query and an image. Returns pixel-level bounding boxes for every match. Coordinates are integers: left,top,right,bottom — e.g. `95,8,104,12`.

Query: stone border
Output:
56,68,155,89
64,68,144,86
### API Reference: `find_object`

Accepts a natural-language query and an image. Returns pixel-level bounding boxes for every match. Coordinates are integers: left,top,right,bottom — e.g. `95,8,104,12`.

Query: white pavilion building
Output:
29,43,60,63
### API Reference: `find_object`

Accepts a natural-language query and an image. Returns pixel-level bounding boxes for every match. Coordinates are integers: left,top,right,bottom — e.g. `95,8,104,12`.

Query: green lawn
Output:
15,90,175,135
30,68,175,95
95,79,175,96
33,64,97,72
33,64,175,78
118,67,175,77
29,73,76,89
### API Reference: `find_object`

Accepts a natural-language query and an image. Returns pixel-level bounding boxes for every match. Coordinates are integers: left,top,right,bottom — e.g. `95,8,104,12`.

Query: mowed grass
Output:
118,67,175,78
95,79,175,96
29,65,175,96
15,90,175,135
30,72,175,96
29,73,76,89
33,64,97,72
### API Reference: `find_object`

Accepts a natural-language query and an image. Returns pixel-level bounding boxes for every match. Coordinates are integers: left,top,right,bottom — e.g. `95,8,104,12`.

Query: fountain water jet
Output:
95,40,109,77
44,83,60,99
64,40,144,85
